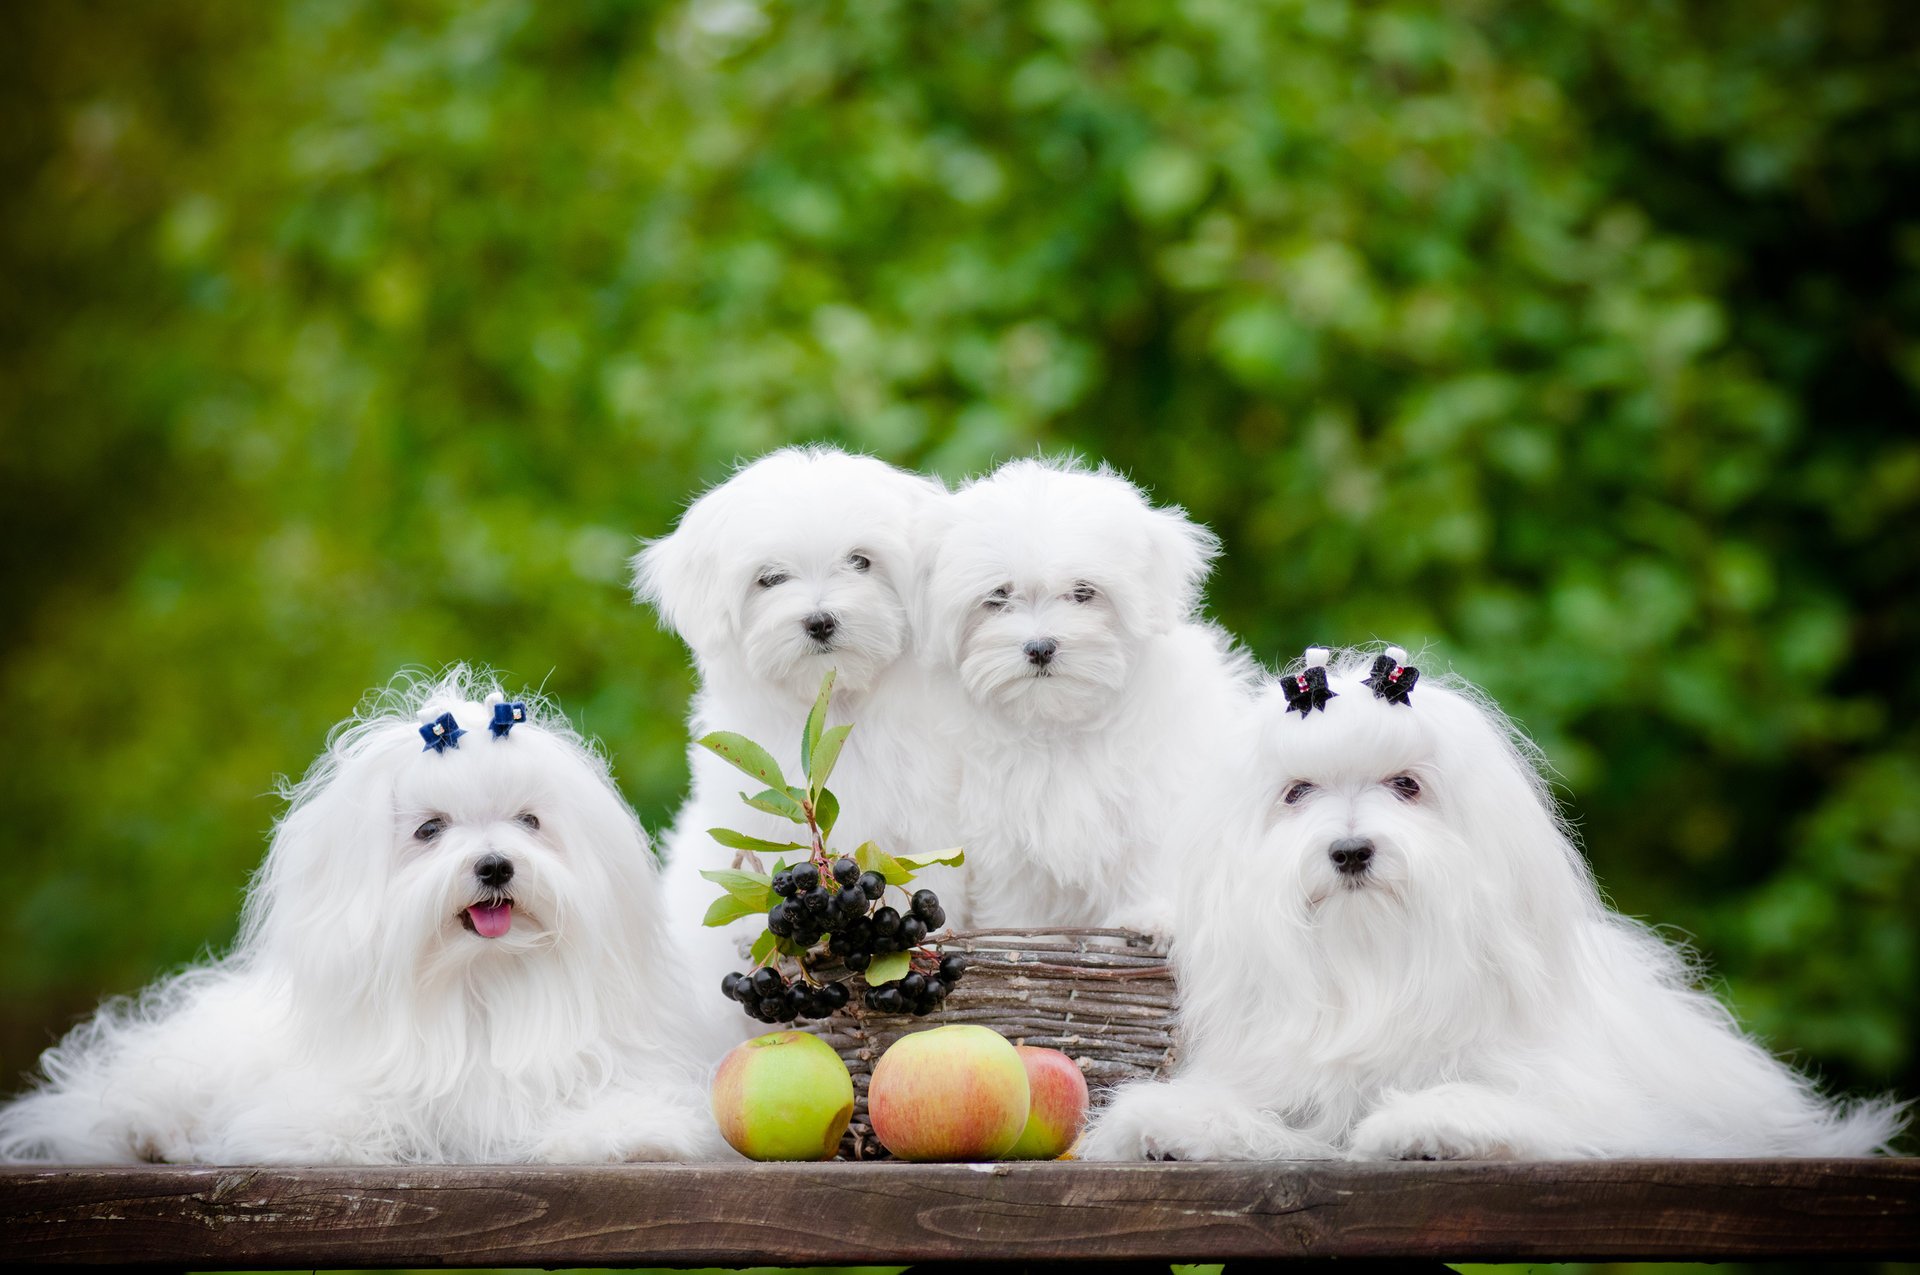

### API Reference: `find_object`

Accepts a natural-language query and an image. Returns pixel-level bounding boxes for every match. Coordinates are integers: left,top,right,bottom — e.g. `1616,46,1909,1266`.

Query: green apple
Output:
709,1030,854,1161
1004,1046,1090,1159
869,1024,1031,1161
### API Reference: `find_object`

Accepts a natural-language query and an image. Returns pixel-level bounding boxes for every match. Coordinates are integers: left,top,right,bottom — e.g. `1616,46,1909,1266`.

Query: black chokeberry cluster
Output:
721,965,849,1023
723,856,962,1024
864,951,968,1016
826,882,947,969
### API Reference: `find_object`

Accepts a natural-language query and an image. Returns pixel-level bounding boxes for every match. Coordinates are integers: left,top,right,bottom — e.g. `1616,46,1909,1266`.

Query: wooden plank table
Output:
2,1159,1914,1267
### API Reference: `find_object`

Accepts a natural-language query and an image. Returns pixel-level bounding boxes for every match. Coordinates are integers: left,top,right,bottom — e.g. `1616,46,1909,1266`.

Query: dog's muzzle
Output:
803,611,838,648
461,854,516,937
1329,837,1374,877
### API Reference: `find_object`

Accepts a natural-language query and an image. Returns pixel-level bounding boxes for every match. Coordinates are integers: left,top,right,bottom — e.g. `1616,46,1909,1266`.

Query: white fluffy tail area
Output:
1793,1095,1909,1157
0,971,239,1163
1569,919,1909,1158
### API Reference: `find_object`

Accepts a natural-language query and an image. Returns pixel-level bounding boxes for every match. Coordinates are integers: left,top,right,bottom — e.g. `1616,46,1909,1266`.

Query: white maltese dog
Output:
0,669,730,1164
1082,646,1906,1160
919,457,1255,931
634,446,959,990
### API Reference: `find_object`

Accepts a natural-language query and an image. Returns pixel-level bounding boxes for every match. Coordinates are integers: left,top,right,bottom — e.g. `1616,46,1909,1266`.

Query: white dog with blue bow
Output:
0,670,729,1164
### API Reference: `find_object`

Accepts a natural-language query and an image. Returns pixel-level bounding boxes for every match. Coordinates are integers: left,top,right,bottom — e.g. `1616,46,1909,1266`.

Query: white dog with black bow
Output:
0,670,729,1164
1082,646,1905,1160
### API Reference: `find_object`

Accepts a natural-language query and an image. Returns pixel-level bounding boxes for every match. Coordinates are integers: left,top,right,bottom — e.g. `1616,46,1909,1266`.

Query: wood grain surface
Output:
1,1159,1914,1267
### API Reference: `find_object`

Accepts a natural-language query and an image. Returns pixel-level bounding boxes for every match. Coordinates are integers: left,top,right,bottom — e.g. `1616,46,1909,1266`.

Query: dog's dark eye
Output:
983,585,1011,610
847,553,871,572
1069,582,1097,604
414,817,448,841
1388,774,1422,801
516,812,540,831
1282,781,1315,806
756,571,790,589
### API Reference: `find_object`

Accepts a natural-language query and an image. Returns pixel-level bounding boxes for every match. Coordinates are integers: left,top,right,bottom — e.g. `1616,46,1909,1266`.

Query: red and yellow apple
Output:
710,1030,854,1161
1004,1046,1090,1159
869,1024,1031,1161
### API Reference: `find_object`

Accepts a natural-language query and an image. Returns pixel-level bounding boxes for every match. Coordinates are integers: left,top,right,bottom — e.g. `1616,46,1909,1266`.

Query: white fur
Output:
635,447,962,1007
1082,649,1907,1160
0,669,731,1164
921,457,1256,931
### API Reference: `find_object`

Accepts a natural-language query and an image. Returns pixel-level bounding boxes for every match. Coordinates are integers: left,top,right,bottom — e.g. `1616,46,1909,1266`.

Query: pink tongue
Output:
468,902,512,938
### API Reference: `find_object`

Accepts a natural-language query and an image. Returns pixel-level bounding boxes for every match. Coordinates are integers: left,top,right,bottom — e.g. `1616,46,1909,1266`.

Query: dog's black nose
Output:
1329,837,1374,875
475,854,514,888
804,612,837,643
1024,638,1058,666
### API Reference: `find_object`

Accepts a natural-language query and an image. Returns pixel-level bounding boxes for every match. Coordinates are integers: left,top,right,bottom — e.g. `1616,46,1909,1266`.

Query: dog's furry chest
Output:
302,959,661,1157
954,739,1148,927
1184,904,1543,1134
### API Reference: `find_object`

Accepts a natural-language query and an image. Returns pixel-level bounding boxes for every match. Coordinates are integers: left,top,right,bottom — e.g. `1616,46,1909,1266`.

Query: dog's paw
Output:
1077,1086,1190,1161
1347,1090,1520,1161
534,1097,727,1163
528,1126,607,1163
1081,1080,1333,1162
126,1121,196,1165
532,1123,710,1163
1105,904,1177,942
615,1128,728,1162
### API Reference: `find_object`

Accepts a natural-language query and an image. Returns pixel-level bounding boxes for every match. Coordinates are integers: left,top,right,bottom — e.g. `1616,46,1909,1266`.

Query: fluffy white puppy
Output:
1082,647,1907,1160
634,447,959,994
920,457,1256,931
0,669,729,1164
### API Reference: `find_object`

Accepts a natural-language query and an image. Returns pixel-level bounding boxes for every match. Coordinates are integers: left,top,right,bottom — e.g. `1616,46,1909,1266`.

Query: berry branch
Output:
695,669,968,1025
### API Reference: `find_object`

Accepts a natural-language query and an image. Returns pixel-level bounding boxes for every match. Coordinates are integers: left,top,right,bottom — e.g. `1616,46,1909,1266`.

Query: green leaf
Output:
703,893,764,927
894,846,965,870
699,867,776,907
748,930,778,965
775,935,811,959
741,787,807,822
865,950,912,986
814,787,840,842
854,840,914,886
706,828,810,854
801,667,836,778
697,731,787,791
810,723,852,799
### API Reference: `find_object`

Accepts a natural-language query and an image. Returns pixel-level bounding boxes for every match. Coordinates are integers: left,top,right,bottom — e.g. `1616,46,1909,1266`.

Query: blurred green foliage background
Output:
2,0,1915,1131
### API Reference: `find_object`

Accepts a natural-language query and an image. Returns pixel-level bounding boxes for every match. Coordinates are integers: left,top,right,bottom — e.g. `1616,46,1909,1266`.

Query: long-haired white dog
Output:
0,669,729,1164
1083,647,1906,1160
634,446,959,987
920,457,1255,931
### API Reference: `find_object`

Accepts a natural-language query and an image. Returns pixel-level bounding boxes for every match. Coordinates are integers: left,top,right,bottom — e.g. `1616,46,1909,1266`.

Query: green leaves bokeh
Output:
2,0,1914,1111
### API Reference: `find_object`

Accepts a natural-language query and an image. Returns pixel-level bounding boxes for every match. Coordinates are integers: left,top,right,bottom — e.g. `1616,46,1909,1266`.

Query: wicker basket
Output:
797,927,1178,1159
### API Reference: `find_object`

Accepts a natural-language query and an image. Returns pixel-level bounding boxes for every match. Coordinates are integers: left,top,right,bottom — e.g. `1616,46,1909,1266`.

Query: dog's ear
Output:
908,490,969,666
240,720,407,990
631,520,737,654
1423,686,1596,931
1138,501,1221,633
901,469,952,559
525,726,675,947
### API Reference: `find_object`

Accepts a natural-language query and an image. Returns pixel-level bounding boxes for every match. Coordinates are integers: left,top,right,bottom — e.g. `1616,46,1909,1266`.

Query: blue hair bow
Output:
489,698,527,737
419,711,466,753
